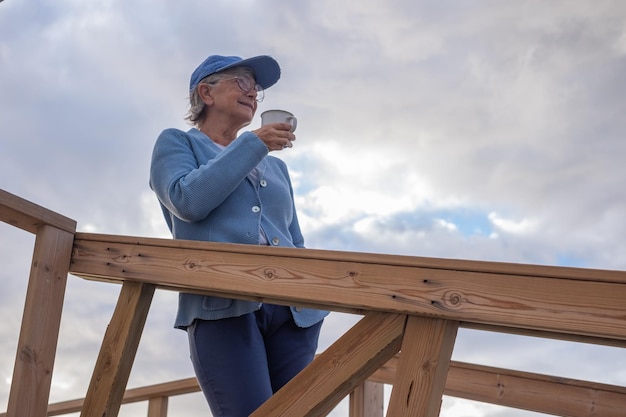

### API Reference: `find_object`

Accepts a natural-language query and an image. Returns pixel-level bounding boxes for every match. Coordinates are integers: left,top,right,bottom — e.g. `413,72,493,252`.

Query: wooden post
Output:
386,316,459,417
147,396,168,417
350,381,384,417
80,281,155,417
6,225,74,417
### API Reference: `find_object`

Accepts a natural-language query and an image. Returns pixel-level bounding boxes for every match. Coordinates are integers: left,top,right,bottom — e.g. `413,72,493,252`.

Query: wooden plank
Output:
445,361,626,417
463,322,626,349
147,397,168,417
6,226,74,417
0,188,76,234
251,313,406,417
70,233,626,340
80,282,155,417
73,232,626,283
386,316,458,417
113,377,199,402
369,357,626,417
349,381,384,417
2,378,201,417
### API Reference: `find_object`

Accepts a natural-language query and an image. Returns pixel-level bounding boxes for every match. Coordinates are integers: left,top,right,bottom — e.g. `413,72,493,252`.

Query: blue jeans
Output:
188,304,323,417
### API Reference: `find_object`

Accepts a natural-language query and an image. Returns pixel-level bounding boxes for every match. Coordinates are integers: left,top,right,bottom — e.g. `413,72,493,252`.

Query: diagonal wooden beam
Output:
251,312,407,417
80,281,155,417
386,316,459,417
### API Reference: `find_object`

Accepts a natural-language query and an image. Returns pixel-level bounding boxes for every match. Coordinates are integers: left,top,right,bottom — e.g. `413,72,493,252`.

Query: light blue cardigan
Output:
150,127,328,329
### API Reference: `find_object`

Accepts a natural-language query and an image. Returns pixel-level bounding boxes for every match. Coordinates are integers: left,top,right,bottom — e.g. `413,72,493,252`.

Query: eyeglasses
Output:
211,76,265,102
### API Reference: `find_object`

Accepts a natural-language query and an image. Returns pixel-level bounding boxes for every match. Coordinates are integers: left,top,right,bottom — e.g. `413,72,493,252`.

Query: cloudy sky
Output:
2,1,626,416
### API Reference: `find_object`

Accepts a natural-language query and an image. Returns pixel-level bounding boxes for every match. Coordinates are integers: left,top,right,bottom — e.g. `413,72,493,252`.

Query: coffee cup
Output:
261,109,297,133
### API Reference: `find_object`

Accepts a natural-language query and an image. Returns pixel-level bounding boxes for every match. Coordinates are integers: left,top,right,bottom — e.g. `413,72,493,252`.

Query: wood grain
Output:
6,226,74,417
0,188,76,234
387,317,458,417
80,282,155,417
70,233,626,340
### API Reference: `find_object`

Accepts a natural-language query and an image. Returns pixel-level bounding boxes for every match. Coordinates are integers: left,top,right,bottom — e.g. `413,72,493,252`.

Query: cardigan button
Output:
260,179,267,187
252,206,260,213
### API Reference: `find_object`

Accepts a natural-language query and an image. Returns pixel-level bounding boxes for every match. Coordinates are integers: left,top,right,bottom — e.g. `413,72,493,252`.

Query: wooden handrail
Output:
3,358,624,417
4,378,200,417
0,188,76,234
71,232,626,340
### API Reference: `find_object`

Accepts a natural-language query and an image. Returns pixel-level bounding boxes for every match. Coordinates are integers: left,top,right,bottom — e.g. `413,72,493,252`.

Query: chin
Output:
239,118,253,129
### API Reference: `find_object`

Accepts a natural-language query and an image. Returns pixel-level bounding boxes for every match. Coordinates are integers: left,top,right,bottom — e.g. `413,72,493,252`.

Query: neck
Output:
202,130,236,146
198,115,247,147
199,126,237,147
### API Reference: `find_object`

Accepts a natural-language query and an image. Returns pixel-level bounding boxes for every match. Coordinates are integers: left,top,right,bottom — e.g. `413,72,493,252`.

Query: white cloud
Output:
436,218,458,232
488,212,536,234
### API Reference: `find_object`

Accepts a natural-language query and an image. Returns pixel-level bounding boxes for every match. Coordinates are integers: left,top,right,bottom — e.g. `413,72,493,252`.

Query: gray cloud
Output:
2,1,625,416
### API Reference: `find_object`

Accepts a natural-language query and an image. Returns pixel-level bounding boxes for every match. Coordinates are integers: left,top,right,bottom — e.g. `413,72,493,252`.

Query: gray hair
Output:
185,67,255,126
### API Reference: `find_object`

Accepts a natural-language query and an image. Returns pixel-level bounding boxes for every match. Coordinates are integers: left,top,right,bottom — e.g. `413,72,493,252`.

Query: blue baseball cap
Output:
189,55,281,92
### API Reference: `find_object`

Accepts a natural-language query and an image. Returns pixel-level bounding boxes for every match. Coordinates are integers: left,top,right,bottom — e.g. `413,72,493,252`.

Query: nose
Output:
249,86,264,103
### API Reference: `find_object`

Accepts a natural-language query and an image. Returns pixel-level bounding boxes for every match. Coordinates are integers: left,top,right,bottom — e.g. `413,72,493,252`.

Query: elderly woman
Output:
149,54,328,417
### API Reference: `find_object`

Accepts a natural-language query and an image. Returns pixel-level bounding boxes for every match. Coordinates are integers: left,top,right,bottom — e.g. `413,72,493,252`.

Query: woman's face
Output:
208,74,259,128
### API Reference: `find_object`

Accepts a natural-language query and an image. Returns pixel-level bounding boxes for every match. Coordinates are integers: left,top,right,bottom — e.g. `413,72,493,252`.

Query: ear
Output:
197,83,215,105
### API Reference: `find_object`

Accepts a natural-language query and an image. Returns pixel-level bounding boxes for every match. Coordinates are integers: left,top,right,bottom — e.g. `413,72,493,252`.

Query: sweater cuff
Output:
240,130,270,156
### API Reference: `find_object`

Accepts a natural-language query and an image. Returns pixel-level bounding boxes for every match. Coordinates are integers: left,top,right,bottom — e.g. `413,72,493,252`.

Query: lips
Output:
239,100,255,111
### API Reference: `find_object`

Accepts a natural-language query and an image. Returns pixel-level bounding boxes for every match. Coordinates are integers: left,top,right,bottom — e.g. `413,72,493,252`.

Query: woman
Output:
149,54,328,417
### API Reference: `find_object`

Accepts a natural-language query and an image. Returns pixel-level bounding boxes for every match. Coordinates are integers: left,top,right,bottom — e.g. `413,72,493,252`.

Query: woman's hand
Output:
252,123,296,152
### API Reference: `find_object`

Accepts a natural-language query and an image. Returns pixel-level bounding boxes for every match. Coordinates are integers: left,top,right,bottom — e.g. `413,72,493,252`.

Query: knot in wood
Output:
442,291,465,309
19,346,37,363
114,254,130,263
183,258,200,271
264,268,277,280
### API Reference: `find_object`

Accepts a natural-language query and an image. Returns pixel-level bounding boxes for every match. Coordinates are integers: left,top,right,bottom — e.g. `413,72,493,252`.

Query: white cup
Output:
261,109,297,133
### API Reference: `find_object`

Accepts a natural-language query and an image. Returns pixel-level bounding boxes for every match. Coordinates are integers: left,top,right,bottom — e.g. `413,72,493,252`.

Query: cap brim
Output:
218,55,281,89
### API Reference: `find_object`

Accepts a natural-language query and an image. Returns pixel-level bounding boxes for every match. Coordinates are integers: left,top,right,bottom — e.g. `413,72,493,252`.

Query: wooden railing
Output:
2,187,626,417
17,356,626,417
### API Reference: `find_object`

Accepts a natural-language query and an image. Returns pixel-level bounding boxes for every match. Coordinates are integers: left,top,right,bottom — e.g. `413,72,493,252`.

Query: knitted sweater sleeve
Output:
150,128,268,223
